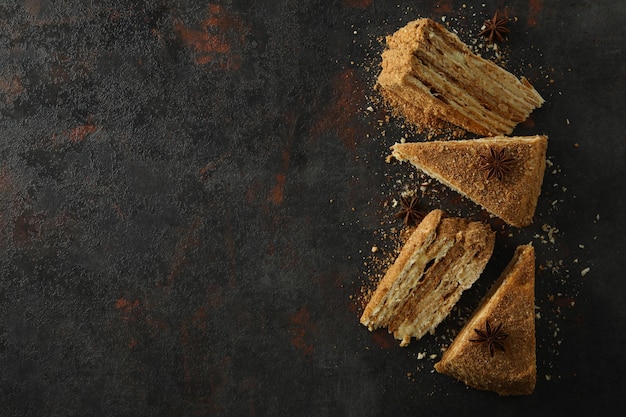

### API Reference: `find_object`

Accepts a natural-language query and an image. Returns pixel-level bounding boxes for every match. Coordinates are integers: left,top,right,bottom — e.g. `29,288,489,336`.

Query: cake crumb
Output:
541,224,559,244
580,267,590,277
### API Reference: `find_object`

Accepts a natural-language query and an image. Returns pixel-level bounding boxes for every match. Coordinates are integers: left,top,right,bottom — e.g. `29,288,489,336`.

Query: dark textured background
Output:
1,0,624,416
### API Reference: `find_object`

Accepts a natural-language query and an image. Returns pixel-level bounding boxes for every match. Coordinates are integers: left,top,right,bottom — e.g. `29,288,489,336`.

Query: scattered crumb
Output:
580,267,590,277
539,223,559,244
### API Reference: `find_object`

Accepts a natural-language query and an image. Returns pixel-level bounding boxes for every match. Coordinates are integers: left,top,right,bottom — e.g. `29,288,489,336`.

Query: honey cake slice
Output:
391,135,548,227
434,244,537,396
360,209,495,347
378,18,544,136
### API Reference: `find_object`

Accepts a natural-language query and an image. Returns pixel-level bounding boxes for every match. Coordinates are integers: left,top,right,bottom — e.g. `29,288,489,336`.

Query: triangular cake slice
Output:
391,135,548,227
378,18,544,136
360,209,495,347
434,244,536,396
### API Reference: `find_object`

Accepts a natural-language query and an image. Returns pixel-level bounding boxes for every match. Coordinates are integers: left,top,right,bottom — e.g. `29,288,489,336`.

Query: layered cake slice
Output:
391,135,548,227
360,209,495,347
434,244,537,396
378,18,544,136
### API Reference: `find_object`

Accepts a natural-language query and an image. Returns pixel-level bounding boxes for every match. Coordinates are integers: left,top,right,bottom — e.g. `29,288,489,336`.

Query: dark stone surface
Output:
0,0,624,416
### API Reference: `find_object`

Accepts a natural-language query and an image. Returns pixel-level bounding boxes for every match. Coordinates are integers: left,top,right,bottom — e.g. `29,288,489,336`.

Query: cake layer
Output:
360,209,495,347
391,135,548,227
435,244,537,396
378,18,544,136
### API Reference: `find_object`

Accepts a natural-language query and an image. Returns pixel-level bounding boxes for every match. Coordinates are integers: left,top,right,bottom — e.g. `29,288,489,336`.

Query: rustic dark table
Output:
1,1,624,416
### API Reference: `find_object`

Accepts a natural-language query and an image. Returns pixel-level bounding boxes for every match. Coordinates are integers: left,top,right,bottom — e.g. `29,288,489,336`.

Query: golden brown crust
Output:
377,18,544,136
391,135,548,227
434,245,536,396
360,210,495,347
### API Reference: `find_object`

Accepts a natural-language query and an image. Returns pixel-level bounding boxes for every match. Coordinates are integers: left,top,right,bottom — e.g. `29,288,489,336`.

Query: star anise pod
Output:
395,194,424,227
470,320,509,357
478,12,510,43
479,147,516,181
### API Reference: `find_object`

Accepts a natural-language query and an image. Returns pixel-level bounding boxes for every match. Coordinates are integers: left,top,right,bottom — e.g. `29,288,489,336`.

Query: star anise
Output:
479,147,515,181
470,320,509,357
478,12,510,43
395,194,424,227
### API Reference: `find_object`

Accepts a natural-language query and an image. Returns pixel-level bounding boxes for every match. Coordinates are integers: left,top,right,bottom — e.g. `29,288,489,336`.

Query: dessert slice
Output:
378,18,544,136
360,209,495,347
391,135,548,227
434,244,537,395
